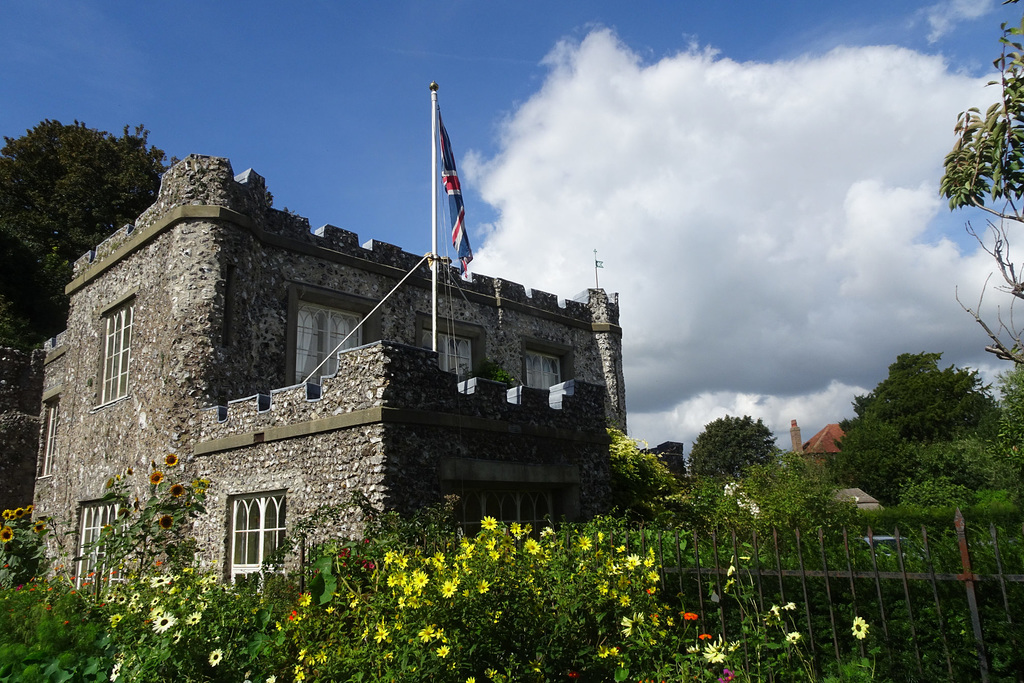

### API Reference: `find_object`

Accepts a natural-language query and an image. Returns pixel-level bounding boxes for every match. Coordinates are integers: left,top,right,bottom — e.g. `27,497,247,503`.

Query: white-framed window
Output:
230,492,286,579
295,303,361,383
77,500,121,586
525,351,562,389
40,400,59,477
438,333,473,379
458,489,553,537
101,302,134,404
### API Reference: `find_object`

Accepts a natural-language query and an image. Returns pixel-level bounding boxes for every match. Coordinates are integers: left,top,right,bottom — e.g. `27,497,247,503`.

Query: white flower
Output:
852,616,870,640
786,631,801,644
702,636,728,664
209,649,223,667
783,602,796,611
185,611,202,625
152,613,177,634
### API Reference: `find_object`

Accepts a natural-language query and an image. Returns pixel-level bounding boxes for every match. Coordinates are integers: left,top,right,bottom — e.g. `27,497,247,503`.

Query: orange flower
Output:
683,612,699,621
698,633,712,640
150,471,164,486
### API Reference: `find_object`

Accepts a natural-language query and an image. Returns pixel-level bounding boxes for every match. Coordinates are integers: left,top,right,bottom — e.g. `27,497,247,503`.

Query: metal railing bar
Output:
818,527,842,668
921,525,955,682
893,526,923,676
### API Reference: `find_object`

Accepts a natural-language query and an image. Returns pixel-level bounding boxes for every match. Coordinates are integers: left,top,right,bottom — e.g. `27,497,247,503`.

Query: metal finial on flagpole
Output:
430,81,439,92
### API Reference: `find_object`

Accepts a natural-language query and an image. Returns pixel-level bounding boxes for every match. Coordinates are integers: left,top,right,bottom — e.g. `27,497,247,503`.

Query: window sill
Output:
91,394,132,413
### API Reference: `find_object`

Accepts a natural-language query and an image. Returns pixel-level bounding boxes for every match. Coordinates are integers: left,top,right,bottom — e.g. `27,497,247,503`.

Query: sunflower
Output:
1,510,10,521
32,521,46,534
24,505,33,515
150,471,164,486
169,484,185,498
126,467,134,475
165,453,179,467
158,515,174,530
0,526,13,543
13,507,25,519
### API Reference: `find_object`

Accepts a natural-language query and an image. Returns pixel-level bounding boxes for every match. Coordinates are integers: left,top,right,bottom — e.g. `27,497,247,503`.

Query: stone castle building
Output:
30,154,625,579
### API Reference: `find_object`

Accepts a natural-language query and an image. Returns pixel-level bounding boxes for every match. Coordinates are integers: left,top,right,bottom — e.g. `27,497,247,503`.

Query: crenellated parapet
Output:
67,155,619,329
195,341,607,455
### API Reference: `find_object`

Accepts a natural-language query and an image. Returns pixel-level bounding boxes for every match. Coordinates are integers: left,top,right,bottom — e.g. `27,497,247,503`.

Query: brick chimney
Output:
790,419,803,452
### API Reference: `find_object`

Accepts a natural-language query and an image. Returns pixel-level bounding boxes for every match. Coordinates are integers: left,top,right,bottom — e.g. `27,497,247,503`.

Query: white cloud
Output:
923,0,995,43
472,29,1004,448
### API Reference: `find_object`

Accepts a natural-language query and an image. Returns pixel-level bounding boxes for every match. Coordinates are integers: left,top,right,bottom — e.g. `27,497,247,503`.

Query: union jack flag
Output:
438,109,473,275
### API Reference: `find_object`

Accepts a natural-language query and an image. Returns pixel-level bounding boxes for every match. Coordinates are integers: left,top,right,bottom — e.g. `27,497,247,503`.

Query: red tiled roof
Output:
802,423,844,453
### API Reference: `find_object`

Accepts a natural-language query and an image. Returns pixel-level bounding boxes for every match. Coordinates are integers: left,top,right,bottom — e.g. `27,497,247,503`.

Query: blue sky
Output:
2,0,1020,448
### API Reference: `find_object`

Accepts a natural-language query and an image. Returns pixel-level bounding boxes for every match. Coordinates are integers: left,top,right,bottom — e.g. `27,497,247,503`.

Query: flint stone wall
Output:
0,348,44,510
188,342,610,569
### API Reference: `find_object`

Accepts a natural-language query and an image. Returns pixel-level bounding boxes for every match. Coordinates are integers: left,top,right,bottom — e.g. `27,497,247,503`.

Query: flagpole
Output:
430,82,439,353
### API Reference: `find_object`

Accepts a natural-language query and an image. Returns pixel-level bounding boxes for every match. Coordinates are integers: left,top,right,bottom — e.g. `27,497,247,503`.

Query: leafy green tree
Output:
0,120,167,348
846,352,998,443
941,5,1024,363
993,364,1024,503
831,352,1000,506
688,415,777,479
606,427,680,521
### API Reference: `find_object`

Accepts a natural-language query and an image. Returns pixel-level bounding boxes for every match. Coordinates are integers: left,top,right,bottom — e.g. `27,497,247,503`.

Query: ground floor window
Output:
230,492,286,579
457,489,553,537
77,501,120,586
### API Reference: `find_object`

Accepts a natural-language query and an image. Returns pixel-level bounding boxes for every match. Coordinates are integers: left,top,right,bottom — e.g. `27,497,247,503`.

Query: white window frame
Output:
438,333,473,379
40,400,59,477
525,350,562,389
101,302,134,404
294,302,362,383
77,500,121,587
230,492,287,579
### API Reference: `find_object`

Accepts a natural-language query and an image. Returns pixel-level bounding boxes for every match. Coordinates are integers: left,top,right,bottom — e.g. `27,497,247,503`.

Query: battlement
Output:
195,341,607,452
67,155,619,325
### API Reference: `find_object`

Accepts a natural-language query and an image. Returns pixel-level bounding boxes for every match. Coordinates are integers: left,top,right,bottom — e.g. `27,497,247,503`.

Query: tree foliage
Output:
831,352,1002,506
0,120,167,348
940,7,1024,363
606,427,680,521
688,415,778,479
847,351,998,443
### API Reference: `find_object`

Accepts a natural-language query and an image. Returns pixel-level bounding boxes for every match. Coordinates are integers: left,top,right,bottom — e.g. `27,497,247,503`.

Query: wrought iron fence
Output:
608,510,1023,682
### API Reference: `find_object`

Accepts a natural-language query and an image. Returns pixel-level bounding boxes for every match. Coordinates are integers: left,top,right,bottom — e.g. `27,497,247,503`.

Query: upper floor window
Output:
101,302,134,404
295,303,361,383
525,351,562,389
40,400,58,477
230,492,286,579
78,500,121,586
438,333,473,379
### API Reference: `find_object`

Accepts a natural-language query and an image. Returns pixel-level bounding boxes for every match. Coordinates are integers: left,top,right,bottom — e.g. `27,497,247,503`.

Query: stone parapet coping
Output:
193,405,610,456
